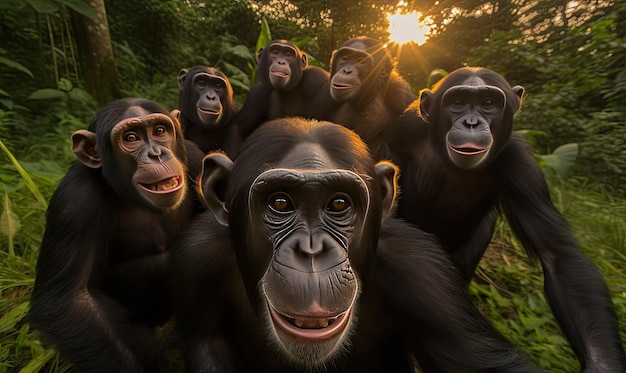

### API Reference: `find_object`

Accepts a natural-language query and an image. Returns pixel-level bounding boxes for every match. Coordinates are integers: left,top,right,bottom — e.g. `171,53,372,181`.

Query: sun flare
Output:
387,11,432,46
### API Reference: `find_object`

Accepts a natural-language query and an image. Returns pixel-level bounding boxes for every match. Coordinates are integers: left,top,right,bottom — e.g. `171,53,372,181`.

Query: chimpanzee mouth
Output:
139,176,183,193
449,144,489,155
199,107,221,116
331,82,358,90
271,71,289,78
267,301,351,341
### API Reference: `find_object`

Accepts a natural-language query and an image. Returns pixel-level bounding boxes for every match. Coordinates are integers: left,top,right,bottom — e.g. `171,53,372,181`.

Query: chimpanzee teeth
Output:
148,177,180,191
289,315,339,329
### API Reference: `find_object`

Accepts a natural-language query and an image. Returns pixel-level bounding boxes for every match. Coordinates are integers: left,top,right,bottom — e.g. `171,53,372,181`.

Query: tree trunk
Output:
72,0,124,105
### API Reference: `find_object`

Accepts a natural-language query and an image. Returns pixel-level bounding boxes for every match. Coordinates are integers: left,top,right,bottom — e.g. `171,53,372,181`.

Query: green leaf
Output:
60,0,98,21
0,56,34,78
256,18,272,54
226,44,254,60
540,143,579,179
18,348,57,373
57,77,73,92
1,191,21,240
28,0,59,13
0,301,28,334
28,88,66,100
0,139,48,208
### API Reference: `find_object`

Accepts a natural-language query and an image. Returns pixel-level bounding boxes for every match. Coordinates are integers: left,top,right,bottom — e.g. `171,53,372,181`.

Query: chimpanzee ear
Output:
177,68,189,91
171,109,181,121
511,85,525,113
374,160,399,219
300,53,308,68
198,152,233,227
256,47,265,62
418,89,434,123
71,130,101,169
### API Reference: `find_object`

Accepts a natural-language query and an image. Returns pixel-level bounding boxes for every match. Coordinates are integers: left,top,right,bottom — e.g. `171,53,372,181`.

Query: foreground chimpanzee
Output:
29,98,204,372
226,39,329,156
170,117,542,372
174,66,240,154
307,36,415,158
386,67,626,372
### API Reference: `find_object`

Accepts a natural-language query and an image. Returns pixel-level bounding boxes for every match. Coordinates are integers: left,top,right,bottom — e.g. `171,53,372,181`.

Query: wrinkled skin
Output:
171,117,542,373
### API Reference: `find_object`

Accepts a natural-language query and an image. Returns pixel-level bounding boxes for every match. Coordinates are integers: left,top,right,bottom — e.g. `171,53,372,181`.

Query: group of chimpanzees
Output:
28,36,625,373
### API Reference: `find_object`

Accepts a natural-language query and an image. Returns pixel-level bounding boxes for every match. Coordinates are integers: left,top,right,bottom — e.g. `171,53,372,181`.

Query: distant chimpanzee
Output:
29,98,204,373
174,66,239,154
226,39,329,156
170,117,542,372
386,67,626,372
307,36,415,158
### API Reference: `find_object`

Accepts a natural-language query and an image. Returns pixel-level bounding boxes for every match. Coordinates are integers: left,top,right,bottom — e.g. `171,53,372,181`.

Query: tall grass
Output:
472,181,626,372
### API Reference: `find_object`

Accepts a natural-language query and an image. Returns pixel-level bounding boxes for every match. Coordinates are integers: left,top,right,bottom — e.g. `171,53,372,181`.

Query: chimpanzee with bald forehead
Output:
29,98,204,372
386,67,626,373
225,39,329,156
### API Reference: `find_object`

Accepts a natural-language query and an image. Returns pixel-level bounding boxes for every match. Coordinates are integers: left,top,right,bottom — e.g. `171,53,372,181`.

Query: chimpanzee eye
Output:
268,192,294,213
124,132,139,142
153,125,167,136
327,194,350,213
482,99,493,106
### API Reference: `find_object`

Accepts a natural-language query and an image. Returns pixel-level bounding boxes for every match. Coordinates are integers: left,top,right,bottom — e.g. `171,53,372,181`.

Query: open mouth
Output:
139,176,183,193
267,301,350,341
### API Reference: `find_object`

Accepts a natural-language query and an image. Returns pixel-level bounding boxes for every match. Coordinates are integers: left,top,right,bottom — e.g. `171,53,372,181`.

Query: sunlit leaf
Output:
255,18,272,54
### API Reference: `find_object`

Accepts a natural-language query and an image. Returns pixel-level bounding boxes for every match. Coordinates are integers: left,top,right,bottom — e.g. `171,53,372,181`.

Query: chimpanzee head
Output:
72,98,188,211
177,66,235,129
329,37,394,107
418,67,524,170
198,117,398,368
257,39,307,91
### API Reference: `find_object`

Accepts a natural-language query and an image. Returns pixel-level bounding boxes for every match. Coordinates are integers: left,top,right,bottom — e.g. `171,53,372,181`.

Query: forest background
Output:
0,0,625,372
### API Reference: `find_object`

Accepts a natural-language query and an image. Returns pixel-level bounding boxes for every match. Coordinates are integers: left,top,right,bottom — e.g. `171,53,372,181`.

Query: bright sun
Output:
387,11,432,46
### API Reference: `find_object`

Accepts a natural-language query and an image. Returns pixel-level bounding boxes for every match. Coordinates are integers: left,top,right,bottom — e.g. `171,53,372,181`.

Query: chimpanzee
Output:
28,98,204,373
385,67,626,372
225,39,329,156
170,117,542,372
307,36,415,158
174,66,240,154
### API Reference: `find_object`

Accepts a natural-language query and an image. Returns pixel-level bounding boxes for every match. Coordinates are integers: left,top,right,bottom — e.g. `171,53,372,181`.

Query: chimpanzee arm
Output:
170,212,244,373
497,136,626,373
29,167,161,373
376,217,542,372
